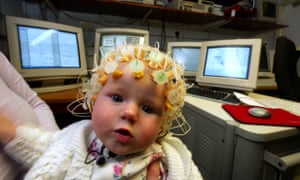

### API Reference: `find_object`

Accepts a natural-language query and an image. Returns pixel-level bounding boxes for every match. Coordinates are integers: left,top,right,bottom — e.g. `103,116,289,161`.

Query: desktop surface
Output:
38,88,79,103
248,92,300,116
184,94,300,142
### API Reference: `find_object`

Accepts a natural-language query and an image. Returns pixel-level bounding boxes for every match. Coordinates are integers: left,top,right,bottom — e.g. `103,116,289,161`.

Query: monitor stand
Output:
258,71,275,78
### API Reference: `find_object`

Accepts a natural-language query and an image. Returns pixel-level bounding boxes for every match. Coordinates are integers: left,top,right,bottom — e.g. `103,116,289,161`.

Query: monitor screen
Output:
93,28,149,68
17,25,81,69
6,16,87,80
167,42,202,78
196,38,262,91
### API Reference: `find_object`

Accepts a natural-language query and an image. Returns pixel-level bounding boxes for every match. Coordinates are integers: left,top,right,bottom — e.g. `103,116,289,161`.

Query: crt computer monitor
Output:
196,38,262,92
258,43,274,78
5,16,87,81
167,41,202,79
93,27,149,67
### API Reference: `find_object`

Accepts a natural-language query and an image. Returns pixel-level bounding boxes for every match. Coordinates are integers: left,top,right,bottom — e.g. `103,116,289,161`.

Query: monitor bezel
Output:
167,41,202,78
196,38,262,92
5,15,87,80
93,27,149,66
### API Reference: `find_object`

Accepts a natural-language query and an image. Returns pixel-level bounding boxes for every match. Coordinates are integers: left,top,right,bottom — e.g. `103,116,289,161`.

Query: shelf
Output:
25,0,288,32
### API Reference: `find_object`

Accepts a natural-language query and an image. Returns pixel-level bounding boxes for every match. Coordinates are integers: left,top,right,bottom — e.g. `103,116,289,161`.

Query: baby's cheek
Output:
91,111,108,131
139,121,162,140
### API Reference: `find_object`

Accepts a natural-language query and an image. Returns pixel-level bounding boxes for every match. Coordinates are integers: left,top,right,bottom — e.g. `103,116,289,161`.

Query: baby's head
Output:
83,44,188,138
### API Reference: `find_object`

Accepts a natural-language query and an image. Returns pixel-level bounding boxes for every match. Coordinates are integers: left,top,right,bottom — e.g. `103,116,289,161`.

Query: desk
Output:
39,88,79,104
38,88,85,128
182,94,300,180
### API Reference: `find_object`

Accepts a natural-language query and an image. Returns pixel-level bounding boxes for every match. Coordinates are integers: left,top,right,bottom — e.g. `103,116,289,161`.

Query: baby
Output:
0,44,202,179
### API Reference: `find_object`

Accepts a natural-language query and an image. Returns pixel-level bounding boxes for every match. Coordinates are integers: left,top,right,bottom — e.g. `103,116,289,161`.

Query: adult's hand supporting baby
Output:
0,115,16,145
146,159,161,180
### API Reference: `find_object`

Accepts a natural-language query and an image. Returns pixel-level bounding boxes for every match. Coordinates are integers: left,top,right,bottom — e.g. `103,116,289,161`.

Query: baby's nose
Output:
120,102,139,123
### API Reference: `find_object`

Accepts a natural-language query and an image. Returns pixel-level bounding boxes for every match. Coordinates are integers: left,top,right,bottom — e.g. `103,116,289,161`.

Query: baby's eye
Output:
111,95,123,102
142,105,153,114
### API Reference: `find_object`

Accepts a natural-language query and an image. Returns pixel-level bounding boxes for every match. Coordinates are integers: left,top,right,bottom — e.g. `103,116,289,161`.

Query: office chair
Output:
273,36,300,102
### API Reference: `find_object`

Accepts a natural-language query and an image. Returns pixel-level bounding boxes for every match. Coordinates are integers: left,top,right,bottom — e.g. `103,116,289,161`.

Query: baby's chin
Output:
106,144,147,156
112,148,145,156
102,136,155,156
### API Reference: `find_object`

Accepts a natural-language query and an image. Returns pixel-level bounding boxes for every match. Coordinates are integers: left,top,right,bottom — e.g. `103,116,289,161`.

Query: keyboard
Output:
33,84,80,93
187,86,241,104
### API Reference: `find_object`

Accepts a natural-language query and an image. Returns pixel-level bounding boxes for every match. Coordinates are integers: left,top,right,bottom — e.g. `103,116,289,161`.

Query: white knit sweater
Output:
4,120,202,179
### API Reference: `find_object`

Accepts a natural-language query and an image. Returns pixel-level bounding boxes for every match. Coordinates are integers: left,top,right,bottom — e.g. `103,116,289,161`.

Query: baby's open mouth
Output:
116,129,131,136
114,129,133,143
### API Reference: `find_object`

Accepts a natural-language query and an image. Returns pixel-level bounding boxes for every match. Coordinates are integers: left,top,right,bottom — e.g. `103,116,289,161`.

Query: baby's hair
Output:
71,44,190,137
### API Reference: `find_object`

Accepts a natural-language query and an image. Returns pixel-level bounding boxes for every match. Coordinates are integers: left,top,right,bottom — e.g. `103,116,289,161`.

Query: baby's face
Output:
91,63,165,155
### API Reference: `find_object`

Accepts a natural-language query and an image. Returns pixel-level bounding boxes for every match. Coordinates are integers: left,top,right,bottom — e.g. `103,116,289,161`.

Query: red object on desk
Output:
222,104,300,127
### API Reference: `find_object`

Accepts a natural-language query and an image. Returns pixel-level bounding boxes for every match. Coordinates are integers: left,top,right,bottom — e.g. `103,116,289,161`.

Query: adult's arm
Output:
0,115,16,145
146,159,161,180
0,117,54,167
0,52,59,131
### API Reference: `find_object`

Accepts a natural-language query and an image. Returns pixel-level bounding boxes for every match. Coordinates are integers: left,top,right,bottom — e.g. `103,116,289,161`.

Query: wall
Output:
278,4,300,46
0,0,24,55
0,0,24,16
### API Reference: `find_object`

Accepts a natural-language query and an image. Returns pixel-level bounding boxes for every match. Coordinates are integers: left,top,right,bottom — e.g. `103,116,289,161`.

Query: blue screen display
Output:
17,25,81,69
203,46,252,79
172,47,201,73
